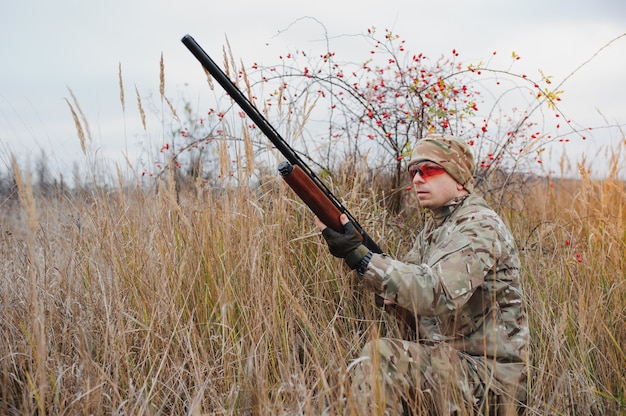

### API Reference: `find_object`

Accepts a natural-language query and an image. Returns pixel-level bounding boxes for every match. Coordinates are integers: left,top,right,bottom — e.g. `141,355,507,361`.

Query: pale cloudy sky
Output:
1,0,625,180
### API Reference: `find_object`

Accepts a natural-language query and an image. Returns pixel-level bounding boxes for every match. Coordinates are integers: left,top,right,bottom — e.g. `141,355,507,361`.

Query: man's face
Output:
409,161,467,209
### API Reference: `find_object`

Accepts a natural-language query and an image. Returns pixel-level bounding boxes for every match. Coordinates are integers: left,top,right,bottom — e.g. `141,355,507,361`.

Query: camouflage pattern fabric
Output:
355,193,529,415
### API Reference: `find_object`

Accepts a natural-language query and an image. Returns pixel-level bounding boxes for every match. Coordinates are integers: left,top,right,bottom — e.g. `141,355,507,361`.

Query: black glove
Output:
321,221,371,270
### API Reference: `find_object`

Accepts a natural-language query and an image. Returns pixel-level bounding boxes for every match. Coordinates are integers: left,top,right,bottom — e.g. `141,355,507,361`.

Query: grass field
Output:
0,138,624,414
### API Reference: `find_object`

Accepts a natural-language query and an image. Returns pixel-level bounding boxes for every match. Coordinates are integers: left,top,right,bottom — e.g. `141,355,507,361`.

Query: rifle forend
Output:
278,161,344,232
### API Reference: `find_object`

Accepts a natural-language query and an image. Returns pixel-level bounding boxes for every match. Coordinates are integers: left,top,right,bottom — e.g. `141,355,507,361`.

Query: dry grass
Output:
512,162,626,415
1,54,624,413
0,168,380,414
1,141,624,415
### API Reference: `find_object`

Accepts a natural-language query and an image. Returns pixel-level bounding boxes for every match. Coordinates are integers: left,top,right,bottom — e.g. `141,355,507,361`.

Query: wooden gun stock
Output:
278,161,344,232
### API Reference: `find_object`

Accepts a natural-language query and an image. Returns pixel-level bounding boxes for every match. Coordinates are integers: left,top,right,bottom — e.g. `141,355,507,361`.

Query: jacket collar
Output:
430,194,470,226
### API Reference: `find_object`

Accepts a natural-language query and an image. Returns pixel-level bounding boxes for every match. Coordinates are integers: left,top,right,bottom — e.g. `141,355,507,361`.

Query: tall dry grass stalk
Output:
135,85,147,131
159,52,178,121
64,98,87,156
118,63,125,113
8,159,47,413
67,87,92,144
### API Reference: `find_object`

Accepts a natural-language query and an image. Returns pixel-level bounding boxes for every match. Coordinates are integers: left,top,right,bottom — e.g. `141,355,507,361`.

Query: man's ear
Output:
456,182,465,191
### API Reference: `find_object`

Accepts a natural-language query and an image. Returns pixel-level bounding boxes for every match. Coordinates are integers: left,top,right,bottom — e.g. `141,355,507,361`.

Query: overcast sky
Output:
1,0,625,181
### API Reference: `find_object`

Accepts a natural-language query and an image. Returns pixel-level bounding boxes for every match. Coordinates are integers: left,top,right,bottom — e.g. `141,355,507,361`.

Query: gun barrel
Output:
181,35,300,166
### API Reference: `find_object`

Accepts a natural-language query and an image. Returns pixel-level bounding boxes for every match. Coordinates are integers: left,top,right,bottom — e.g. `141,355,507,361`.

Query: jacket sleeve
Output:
361,223,502,316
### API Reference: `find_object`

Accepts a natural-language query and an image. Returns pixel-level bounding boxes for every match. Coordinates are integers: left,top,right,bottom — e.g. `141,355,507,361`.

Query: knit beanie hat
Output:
407,134,476,192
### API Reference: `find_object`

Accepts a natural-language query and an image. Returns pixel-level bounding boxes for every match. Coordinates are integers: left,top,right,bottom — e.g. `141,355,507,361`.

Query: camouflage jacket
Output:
362,193,529,364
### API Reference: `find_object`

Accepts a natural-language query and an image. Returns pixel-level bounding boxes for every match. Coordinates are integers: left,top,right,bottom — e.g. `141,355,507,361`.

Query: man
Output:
315,134,529,415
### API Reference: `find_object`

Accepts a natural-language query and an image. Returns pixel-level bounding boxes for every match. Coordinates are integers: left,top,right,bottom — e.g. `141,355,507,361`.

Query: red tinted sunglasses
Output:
408,162,446,180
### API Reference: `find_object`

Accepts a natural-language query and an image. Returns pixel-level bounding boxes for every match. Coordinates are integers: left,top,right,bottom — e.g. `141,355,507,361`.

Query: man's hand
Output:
315,214,370,270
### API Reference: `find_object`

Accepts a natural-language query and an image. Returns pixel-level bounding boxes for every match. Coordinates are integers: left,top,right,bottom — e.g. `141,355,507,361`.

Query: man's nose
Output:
412,172,424,184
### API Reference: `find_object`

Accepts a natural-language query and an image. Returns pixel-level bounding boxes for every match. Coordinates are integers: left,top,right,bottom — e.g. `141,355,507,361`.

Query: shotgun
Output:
181,34,379,249
181,34,415,333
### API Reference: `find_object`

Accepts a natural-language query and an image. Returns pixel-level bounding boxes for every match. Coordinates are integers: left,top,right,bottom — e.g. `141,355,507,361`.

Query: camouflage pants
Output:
349,338,526,415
